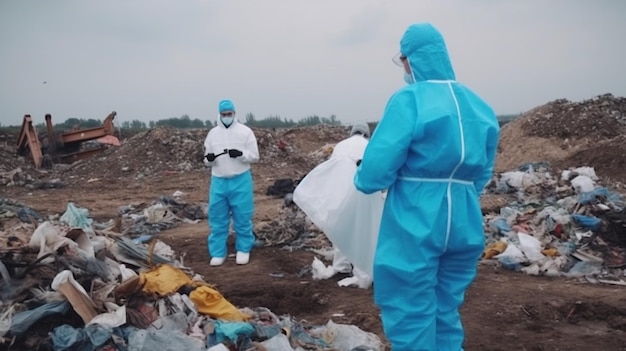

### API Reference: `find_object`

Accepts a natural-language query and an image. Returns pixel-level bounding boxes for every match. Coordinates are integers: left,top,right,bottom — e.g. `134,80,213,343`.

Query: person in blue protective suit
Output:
354,23,500,350
203,99,259,266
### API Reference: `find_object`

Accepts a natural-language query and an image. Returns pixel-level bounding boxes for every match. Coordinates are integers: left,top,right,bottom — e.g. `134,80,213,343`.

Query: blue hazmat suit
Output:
204,100,259,259
354,23,500,350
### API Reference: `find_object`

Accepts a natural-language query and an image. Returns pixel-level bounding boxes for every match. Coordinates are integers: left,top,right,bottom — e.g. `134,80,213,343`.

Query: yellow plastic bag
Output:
190,286,250,322
482,240,508,259
140,264,194,296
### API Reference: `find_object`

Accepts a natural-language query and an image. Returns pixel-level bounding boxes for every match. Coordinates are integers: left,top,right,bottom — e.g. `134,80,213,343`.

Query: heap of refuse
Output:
0,124,350,189
482,163,626,284
55,124,348,185
0,131,49,189
0,199,382,350
522,93,626,139
496,93,626,182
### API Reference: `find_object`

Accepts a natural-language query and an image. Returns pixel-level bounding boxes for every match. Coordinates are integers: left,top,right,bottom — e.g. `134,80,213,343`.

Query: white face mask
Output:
403,71,415,84
221,116,234,126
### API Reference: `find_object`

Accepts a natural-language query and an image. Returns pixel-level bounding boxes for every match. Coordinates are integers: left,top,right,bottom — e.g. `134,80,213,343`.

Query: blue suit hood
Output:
400,23,455,82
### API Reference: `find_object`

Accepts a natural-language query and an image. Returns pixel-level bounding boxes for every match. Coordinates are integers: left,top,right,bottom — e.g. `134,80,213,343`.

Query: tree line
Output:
4,112,518,131
20,113,343,131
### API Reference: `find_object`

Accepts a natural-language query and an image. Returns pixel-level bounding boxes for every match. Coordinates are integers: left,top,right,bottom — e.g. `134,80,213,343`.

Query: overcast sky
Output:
1,0,624,127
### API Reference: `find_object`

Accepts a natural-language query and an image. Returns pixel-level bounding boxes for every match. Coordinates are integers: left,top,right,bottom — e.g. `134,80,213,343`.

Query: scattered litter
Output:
0,202,381,350
483,164,626,282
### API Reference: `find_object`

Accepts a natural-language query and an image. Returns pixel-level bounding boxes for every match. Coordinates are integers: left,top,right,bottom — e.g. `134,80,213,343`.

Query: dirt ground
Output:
4,169,626,351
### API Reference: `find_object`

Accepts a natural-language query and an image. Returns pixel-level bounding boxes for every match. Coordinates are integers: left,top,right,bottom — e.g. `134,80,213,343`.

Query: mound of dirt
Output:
55,124,349,185
496,93,626,181
555,134,626,183
63,126,207,181
522,93,626,139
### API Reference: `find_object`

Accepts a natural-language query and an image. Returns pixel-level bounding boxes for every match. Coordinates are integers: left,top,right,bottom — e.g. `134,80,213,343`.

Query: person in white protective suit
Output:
326,122,372,287
203,99,259,266
354,23,500,350
292,122,384,289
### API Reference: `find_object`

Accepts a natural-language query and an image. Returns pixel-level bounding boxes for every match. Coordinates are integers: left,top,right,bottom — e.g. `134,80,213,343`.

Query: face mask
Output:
403,71,415,84
221,116,234,126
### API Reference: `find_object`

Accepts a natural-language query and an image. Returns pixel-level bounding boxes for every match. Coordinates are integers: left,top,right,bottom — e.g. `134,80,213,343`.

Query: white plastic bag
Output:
517,232,545,263
332,248,352,274
310,320,383,351
570,175,595,193
311,257,337,280
29,222,79,262
573,166,598,180
293,157,385,277
260,333,295,351
293,157,355,232
337,266,372,289
500,171,540,190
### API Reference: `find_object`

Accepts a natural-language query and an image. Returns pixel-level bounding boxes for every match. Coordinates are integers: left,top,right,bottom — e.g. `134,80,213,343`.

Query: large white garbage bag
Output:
293,156,385,277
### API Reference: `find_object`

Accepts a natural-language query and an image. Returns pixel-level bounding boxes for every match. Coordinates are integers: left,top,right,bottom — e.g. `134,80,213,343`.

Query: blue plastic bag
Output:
571,214,601,231
10,301,70,335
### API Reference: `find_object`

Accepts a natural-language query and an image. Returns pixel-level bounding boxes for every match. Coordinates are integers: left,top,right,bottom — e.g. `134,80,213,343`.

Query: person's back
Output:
331,122,370,162
354,23,500,350
389,83,499,187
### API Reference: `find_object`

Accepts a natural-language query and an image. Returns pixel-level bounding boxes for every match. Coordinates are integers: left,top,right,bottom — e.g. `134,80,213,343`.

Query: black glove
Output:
205,153,216,162
356,159,362,166
228,149,243,158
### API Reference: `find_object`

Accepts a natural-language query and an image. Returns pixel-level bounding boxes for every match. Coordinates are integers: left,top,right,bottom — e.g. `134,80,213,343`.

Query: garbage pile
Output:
522,93,626,139
0,123,349,189
496,93,626,182
482,163,626,285
48,124,348,186
0,199,382,350
0,131,46,189
235,124,347,184
58,127,208,182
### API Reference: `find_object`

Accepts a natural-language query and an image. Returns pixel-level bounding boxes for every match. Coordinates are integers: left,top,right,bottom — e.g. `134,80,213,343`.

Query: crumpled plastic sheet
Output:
115,237,172,266
10,300,71,335
156,196,206,221
565,261,603,277
579,187,625,210
60,202,94,231
17,207,45,223
214,320,254,344
282,317,330,349
50,324,112,351
259,333,294,350
0,197,44,222
128,328,206,351
118,197,206,238
309,320,384,351
128,313,206,351
489,217,511,235
571,214,602,231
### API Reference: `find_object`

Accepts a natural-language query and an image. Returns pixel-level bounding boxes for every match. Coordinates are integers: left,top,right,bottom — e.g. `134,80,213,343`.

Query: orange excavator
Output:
16,111,120,169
